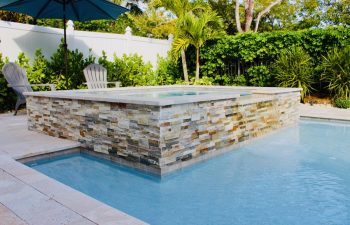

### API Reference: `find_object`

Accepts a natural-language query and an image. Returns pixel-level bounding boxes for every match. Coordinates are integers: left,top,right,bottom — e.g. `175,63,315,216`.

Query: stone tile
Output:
0,170,95,225
300,104,350,121
0,203,27,225
0,114,80,159
0,114,146,225
26,89,300,172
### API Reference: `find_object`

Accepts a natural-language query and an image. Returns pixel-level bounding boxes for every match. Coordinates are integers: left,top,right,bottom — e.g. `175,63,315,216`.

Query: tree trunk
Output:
181,49,189,82
195,48,200,81
235,0,243,33
244,0,254,31
254,0,282,32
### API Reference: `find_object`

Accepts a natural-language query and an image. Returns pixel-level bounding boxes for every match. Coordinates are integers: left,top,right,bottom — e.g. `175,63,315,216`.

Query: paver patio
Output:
0,113,147,225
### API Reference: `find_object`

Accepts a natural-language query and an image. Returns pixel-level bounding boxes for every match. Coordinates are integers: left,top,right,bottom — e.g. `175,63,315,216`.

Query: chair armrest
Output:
8,84,56,91
84,82,106,84
107,82,121,87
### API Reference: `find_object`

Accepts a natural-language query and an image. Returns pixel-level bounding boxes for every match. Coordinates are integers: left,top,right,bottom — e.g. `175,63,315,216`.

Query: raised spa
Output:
25,86,301,175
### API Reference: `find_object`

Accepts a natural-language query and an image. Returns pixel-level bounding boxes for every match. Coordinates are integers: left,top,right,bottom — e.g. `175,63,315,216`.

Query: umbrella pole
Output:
63,0,68,87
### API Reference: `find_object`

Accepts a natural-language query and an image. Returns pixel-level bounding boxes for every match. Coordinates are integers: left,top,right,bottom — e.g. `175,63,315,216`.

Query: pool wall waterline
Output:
25,86,301,175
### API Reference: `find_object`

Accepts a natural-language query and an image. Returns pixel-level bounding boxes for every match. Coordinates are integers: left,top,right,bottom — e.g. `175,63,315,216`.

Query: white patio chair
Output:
83,64,120,89
2,62,56,115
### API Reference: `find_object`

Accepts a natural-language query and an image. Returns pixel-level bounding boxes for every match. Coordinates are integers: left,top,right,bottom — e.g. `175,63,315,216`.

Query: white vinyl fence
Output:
0,20,172,67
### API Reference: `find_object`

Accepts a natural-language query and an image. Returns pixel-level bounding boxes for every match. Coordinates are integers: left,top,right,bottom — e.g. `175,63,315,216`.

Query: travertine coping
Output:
0,114,147,225
24,85,301,106
300,103,350,122
0,155,147,225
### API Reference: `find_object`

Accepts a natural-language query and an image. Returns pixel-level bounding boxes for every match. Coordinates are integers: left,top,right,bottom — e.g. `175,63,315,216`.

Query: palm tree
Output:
151,0,207,82
172,10,223,81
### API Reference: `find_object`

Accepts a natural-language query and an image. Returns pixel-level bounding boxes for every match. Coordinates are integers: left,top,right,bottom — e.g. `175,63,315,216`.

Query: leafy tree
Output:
235,0,283,32
172,10,224,81
128,9,176,38
274,0,350,30
208,0,237,34
325,0,350,25
253,0,299,31
292,0,323,29
151,0,208,82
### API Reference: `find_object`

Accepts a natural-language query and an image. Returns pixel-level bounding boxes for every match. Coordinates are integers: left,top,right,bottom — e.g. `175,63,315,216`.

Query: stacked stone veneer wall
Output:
27,91,300,173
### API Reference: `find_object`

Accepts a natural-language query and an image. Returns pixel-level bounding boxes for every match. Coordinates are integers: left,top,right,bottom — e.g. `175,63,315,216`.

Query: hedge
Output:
200,26,350,77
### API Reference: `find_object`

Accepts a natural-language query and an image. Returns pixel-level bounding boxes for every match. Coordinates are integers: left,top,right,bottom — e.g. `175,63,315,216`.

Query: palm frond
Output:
171,36,190,61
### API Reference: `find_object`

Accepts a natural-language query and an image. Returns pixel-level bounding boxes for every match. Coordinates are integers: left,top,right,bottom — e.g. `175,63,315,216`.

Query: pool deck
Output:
0,113,147,225
0,103,349,225
300,104,350,122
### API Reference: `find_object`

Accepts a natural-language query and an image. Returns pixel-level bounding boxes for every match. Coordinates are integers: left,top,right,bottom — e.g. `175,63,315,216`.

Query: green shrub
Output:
15,52,31,72
0,46,168,112
200,26,350,88
48,41,95,90
174,76,214,85
210,74,247,86
273,47,315,100
231,74,247,86
321,46,350,98
110,53,156,86
213,75,232,85
246,65,272,87
98,51,115,82
193,76,214,85
334,98,350,108
155,56,180,85
28,49,51,91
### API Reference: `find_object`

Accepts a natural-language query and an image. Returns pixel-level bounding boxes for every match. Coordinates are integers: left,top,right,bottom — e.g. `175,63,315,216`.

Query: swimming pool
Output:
26,120,350,225
121,90,251,98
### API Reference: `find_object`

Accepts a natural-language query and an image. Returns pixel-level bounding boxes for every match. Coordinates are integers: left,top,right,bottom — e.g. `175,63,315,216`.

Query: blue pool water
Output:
28,120,350,225
124,90,250,98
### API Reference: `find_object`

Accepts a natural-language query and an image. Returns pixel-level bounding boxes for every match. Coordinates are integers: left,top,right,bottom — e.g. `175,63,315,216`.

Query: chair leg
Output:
14,99,22,116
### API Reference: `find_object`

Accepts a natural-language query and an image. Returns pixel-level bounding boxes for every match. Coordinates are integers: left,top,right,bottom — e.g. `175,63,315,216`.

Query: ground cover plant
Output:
334,98,350,109
321,46,350,99
273,47,314,101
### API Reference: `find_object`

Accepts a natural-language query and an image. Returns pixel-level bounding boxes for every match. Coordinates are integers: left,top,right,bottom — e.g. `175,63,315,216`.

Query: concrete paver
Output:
0,169,95,225
0,113,80,159
0,202,27,225
300,104,350,121
0,114,147,225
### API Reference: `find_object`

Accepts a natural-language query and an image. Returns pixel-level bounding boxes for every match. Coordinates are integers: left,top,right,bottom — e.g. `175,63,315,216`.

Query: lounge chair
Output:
2,62,56,115
83,64,120,89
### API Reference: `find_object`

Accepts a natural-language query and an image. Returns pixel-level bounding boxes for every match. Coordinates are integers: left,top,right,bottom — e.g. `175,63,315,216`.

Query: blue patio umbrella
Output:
0,0,129,78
